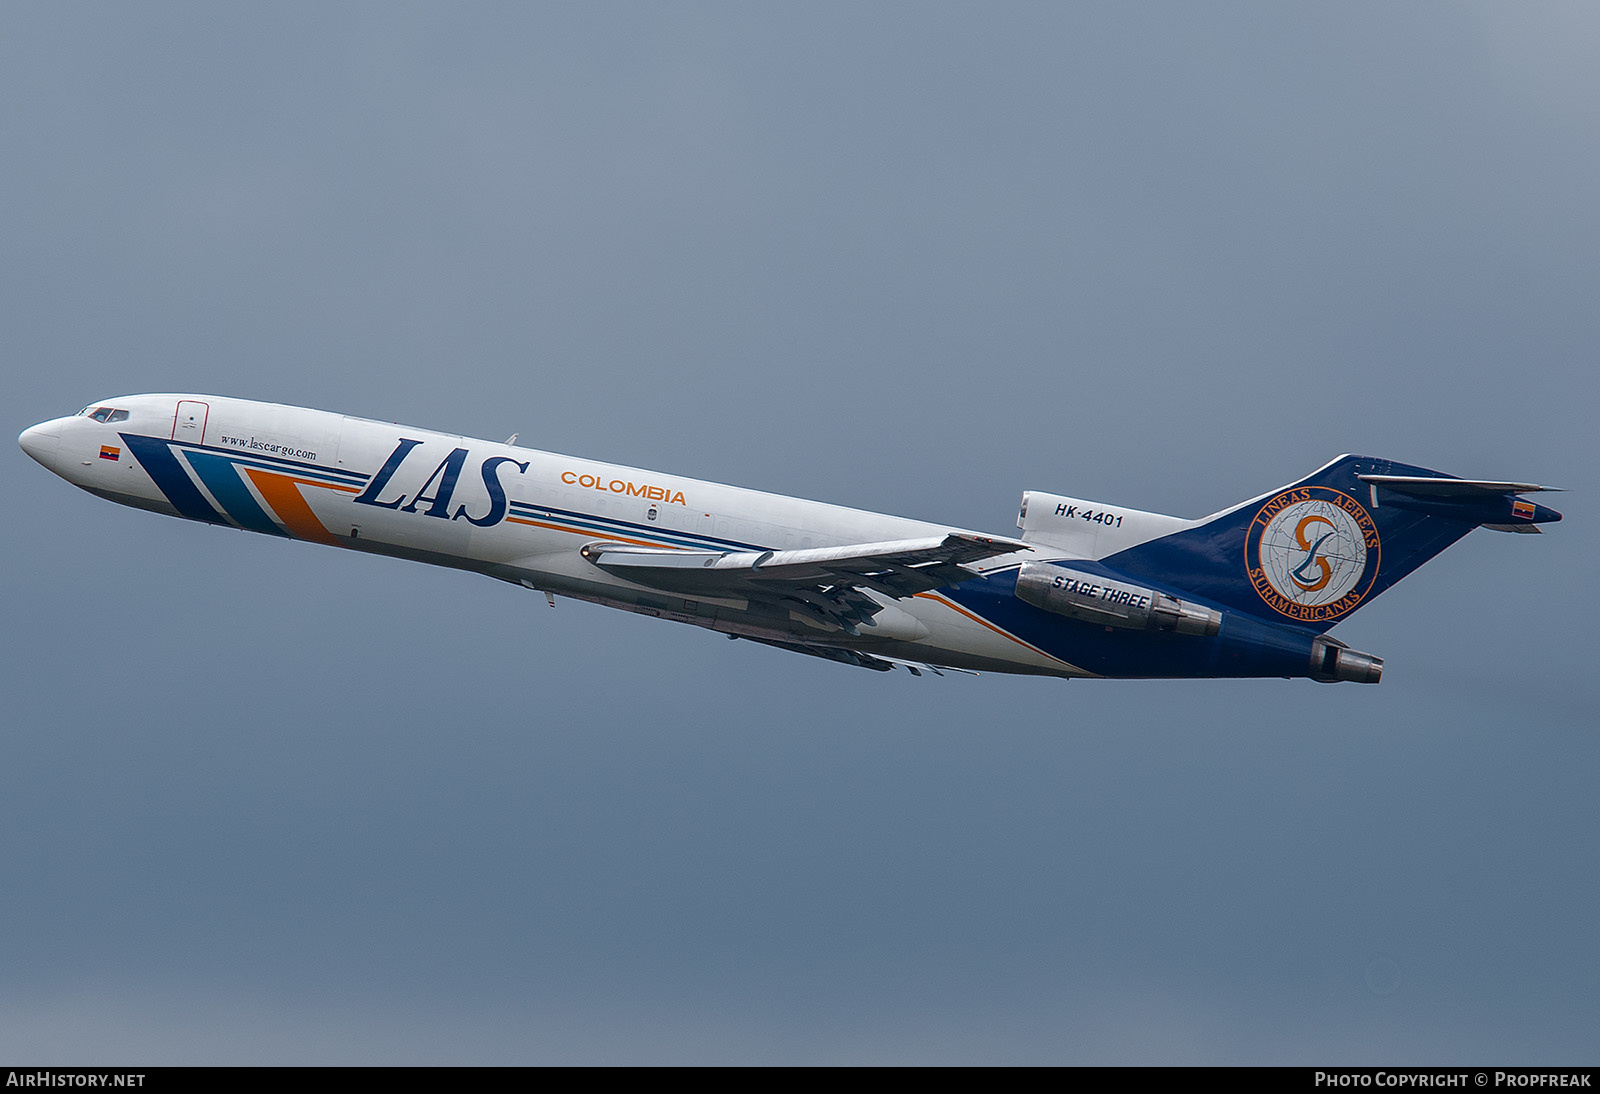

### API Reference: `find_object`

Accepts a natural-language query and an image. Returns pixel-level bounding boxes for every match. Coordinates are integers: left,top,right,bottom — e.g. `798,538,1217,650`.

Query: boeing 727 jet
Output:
20,394,1562,681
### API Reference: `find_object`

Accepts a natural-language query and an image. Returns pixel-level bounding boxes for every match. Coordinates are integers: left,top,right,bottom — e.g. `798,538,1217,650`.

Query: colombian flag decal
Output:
1512,498,1535,520
99,445,120,461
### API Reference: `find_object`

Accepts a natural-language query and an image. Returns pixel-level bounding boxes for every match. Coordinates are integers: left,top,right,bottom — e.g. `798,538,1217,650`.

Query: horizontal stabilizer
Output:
1357,474,1563,497
1357,473,1563,529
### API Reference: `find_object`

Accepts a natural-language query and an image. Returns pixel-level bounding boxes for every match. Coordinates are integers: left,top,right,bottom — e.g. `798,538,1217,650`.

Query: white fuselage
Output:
20,394,1078,676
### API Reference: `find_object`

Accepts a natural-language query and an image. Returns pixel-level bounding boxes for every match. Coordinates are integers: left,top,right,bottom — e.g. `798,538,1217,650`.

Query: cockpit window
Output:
88,407,113,422
84,407,128,423
106,409,129,423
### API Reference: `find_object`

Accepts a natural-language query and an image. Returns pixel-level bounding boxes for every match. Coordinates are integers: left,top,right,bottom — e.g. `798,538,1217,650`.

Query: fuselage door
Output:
173,400,209,444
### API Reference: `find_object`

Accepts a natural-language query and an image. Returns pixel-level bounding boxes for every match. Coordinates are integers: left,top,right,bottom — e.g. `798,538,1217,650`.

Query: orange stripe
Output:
914,591,1073,667
504,516,664,548
246,469,342,546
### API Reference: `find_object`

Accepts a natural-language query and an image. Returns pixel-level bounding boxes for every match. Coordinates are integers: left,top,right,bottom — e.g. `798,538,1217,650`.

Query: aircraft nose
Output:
18,420,62,468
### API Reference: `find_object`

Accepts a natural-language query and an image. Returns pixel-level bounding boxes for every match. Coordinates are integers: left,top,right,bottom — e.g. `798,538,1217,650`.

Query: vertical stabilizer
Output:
1100,455,1561,632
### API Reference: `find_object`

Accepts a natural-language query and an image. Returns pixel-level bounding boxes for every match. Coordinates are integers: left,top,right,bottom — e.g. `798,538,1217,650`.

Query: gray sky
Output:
4,1,1596,1064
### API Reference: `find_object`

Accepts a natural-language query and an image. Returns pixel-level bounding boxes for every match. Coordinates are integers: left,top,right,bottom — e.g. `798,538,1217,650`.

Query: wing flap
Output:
734,635,975,676
582,532,1027,597
580,532,1029,635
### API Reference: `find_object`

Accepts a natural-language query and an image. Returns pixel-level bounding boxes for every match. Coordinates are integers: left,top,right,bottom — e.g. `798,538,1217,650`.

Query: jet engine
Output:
1013,562,1222,637
1309,634,1383,683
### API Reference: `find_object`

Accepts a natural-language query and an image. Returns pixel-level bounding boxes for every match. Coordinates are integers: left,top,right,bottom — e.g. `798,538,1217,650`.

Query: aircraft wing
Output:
580,532,1029,635
733,636,972,675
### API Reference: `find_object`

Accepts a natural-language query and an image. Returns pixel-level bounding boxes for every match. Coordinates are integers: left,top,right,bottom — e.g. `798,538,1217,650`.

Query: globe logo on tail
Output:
1245,487,1381,622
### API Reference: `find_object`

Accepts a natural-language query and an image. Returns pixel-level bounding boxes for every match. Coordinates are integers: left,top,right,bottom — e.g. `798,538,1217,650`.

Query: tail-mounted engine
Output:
1309,634,1383,683
1013,562,1222,637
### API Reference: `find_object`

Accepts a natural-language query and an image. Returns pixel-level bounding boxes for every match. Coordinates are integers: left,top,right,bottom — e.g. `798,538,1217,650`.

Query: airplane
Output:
19,393,1562,682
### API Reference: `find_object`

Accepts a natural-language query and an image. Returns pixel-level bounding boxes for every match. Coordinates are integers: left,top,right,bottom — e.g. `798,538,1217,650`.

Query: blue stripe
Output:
507,501,767,552
182,450,289,538
164,438,369,485
121,434,225,524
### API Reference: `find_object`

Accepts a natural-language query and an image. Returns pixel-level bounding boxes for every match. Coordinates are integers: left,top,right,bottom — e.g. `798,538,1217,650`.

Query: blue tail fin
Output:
1101,455,1561,632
